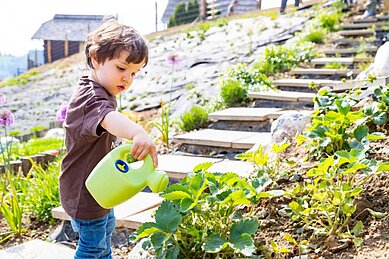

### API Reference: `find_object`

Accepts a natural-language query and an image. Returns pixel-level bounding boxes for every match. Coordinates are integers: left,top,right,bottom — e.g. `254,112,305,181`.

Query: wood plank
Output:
338,29,375,36
208,107,281,121
208,159,255,177
273,78,337,88
321,47,377,55
332,76,389,91
120,207,157,229
231,132,272,149
0,240,75,258
310,57,371,65
330,38,377,44
267,110,314,120
157,154,222,179
290,68,361,76
340,23,374,29
51,192,163,222
172,129,265,149
248,90,315,102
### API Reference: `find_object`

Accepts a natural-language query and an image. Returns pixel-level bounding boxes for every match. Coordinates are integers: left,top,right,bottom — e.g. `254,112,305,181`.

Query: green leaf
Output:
154,200,182,232
193,162,214,173
372,112,387,125
354,125,369,141
353,237,363,247
230,233,256,256
150,232,167,249
130,222,162,242
165,245,180,259
336,99,350,116
366,132,386,140
230,219,259,243
289,201,303,213
377,161,389,172
162,191,192,201
367,208,387,219
283,233,298,245
353,221,363,235
180,197,194,211
203,234,228,253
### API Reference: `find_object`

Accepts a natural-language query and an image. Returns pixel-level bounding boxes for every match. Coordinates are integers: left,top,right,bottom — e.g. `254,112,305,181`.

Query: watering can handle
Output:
115,143,155,172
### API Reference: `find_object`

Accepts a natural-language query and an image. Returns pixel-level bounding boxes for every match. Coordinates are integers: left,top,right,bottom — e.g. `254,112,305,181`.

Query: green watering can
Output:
86,143,169,209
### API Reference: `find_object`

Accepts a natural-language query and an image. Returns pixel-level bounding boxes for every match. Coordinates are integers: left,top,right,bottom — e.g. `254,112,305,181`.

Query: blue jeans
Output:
281,0,300,11
71,209,116,259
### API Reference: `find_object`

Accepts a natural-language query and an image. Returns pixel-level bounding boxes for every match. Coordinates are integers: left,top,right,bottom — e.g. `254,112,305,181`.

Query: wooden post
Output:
257,0,262,10
200,0,207,20
384,0,389,12
64,33,69,57
47,40,52,63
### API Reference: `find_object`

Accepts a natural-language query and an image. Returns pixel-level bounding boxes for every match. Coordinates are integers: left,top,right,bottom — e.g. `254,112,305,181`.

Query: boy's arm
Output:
100,111,158,167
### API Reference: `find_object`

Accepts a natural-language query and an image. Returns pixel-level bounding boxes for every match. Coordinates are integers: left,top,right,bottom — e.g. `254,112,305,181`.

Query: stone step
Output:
352,15,389,23
0,239,75,258
158,154,254,179
310,57,372,65
172,129,271,149
208,107,281,121
248,90,315,102
330,38,378,45
340,22,387,29
290,68,361,76
321,47,377,55
51,192,163,224
273,78,338,89
338,29,375,37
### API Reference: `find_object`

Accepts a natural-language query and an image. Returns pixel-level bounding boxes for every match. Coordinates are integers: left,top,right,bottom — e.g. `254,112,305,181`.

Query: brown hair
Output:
85,20,148,69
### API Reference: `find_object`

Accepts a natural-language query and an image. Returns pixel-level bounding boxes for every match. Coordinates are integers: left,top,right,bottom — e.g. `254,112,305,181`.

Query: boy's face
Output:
91,50,145,96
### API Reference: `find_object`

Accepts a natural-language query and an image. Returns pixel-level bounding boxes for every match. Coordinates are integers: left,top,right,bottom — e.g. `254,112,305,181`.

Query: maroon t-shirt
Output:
60,75,117,220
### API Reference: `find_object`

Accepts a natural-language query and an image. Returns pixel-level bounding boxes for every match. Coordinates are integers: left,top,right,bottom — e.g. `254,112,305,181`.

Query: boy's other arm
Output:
100,111,158,167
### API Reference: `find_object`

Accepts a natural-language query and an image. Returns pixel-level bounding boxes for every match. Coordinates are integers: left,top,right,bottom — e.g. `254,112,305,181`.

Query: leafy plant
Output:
288,149,388,240
253,43,316,75
19,160,61,222
179,106,208,132
304,30,325,44
220,79,248,107
149,101,170,148
131,163,267,258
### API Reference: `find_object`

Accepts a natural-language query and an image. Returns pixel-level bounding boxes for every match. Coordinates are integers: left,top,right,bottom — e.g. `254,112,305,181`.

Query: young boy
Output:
59,20,158,258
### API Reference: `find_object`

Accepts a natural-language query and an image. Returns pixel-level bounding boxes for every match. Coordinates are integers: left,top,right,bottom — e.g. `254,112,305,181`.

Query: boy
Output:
59,20,158,258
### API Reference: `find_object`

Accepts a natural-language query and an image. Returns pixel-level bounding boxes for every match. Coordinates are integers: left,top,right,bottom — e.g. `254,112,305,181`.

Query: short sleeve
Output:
80,93,115,141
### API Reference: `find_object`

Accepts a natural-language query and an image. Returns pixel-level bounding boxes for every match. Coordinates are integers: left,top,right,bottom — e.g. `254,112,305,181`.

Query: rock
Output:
271,111,311,144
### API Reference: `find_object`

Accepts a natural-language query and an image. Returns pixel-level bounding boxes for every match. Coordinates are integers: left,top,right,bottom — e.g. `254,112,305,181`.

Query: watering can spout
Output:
85,143,168,209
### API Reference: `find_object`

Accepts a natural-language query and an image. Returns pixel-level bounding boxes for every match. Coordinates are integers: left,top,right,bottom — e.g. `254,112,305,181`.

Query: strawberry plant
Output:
288,149,389,242
130,163,285,258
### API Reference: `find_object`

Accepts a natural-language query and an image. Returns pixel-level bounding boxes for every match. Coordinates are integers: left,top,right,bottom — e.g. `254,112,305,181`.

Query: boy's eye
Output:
117,66,125,71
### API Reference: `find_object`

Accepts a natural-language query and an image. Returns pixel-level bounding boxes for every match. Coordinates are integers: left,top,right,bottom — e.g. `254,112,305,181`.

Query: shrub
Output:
220,79,248,107
304,30,325,44
319,12,341,31
179,106,208,132
19,160,61,222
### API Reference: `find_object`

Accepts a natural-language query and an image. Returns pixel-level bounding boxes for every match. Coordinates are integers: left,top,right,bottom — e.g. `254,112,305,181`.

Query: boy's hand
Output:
130,132,158,168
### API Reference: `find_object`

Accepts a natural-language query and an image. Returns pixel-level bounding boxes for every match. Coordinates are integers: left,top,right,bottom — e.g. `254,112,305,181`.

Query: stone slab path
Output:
0,239,75,259
209,107,282,121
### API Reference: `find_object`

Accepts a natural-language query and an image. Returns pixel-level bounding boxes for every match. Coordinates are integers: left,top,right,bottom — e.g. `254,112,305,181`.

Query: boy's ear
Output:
91,52,99,68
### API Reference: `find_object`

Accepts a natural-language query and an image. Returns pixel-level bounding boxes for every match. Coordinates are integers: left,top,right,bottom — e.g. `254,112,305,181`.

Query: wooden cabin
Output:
31,14,115,64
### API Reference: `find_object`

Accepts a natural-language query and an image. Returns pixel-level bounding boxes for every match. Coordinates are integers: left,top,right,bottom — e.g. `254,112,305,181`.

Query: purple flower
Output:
0,109,14,126
56,104,68,123
167,53,180,65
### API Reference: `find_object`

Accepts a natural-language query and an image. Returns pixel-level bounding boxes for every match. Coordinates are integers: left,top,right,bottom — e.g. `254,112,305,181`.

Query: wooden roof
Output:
32,14,115,41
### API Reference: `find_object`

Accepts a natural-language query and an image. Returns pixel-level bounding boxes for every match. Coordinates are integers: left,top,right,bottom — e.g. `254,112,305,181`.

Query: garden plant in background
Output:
0,94,24,241
150,53,180,148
